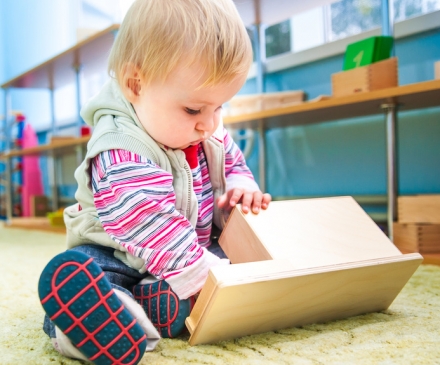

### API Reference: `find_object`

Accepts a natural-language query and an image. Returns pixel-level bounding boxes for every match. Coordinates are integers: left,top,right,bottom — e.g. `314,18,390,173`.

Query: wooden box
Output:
435,61,440,80
398,195,440,224
226,91,304,116
394,222,440,253
186,197,422,345
332,57,398,97
30,195,49,217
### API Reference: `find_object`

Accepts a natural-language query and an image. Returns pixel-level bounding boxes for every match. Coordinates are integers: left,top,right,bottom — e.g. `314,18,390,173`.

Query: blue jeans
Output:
42,242,227,338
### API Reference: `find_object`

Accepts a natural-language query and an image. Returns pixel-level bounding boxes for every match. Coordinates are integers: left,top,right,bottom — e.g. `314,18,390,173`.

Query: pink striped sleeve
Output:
91,149,222,298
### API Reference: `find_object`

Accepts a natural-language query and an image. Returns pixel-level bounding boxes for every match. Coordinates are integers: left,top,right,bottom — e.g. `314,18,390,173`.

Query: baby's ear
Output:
121,63,142,102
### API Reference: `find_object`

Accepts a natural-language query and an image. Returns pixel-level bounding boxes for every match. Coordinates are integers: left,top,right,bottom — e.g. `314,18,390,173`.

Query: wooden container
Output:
185,197,422,345
394,222,440,253
332,57,398,97
398,195,440,224
30,195,49,217
226,91,304,116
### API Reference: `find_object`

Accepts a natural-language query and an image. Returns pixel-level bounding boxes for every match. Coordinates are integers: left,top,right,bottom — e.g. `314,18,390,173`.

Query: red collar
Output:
182,144,199,169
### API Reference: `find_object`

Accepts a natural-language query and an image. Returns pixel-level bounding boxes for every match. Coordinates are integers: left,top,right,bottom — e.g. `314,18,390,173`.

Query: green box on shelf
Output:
343,36,393,71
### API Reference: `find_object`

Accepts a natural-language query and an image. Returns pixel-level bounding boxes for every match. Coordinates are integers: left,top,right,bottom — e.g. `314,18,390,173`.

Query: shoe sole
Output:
133,280,194,338
38,251,147,365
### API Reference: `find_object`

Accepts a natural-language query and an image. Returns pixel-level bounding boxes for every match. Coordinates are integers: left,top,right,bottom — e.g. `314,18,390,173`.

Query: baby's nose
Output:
196,115,215,131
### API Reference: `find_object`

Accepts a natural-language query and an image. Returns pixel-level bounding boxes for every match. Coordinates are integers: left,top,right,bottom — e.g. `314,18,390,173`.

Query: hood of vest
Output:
81,79,146,132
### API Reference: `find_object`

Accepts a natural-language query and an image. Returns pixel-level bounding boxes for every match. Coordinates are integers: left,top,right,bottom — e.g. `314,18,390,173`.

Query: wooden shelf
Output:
1,24,119,90
5,217,66,234
223,79,440,128
0,136,90,158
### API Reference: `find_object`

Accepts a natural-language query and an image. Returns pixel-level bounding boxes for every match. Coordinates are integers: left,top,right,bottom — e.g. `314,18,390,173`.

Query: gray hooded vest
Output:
63,79,227,273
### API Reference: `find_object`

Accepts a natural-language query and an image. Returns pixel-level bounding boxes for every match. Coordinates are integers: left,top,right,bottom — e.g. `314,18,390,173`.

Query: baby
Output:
38,0,271,364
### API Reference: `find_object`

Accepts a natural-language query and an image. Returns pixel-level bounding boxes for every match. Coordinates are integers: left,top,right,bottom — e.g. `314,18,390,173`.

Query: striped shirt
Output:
91,128,258,297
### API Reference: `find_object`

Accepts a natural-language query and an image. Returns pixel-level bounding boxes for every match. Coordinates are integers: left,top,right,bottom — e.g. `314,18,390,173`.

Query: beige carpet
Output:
1,224,439,365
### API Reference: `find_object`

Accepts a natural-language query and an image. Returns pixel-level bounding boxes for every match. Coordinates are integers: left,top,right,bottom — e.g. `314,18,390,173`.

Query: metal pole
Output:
258,119,266,192
5,155,13,222
73,64,84,165
253,23,265,95
49,88,56,136
381,0,395,55
381,0,391,36
382,103,398,241
252,19,267,192
74,64,83,137
3,88,13,221
4,88,11,152
48,152,59,212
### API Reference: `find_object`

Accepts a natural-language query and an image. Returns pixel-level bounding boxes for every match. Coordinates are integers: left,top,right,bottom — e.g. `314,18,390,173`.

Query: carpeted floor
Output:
0,224,439,365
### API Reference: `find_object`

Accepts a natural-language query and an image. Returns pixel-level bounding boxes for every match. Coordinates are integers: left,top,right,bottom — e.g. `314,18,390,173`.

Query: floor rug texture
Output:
0,225,439,365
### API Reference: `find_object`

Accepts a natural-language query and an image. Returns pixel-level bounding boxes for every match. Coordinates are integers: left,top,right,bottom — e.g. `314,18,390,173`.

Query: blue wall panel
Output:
265,55,342,100
243,29,440,197
397,29,440,84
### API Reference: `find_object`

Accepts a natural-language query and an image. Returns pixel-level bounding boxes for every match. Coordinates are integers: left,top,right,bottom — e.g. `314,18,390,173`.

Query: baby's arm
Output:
91,149,225,299
217,128,271,214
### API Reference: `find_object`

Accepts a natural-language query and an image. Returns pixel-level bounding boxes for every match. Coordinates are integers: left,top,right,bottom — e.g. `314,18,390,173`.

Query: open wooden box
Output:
332,57,398,97
186,197,422,345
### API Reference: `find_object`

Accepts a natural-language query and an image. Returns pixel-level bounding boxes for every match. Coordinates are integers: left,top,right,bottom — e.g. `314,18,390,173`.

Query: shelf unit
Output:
223,79,440,241
1,22,439,240
0,113,5,219
0,112,25,219
0,24,119,220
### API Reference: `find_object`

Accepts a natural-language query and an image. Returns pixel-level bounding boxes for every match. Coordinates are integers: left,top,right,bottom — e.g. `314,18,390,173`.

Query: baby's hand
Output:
217,188,271,214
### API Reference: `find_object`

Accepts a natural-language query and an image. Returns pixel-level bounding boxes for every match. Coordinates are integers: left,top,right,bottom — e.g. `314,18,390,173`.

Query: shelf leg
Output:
258,119,266,192
5,157,13,222
382,103,398,241
48,154,59,212
73,64,84,166
251,23,265,94
49,88,57,136
3,88,13,221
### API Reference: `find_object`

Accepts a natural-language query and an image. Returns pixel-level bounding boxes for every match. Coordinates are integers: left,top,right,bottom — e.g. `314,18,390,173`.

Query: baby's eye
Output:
185,107,201,115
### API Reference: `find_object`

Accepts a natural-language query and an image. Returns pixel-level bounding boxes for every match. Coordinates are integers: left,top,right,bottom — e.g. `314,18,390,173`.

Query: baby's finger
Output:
240,191,253,214
261,193,272,209
251,191,263,213
228,188,244,207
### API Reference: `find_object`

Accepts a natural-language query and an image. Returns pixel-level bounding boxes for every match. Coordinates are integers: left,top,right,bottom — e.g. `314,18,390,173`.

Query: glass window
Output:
292,7,326,53
329,0,382,41
394,0,440,21
265,20,291,58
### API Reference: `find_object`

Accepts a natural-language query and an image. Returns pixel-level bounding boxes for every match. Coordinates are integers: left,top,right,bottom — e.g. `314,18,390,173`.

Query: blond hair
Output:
108,0,252,88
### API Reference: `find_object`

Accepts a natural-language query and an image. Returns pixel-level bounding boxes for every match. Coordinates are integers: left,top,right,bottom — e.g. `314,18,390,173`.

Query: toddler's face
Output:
131,62,246,149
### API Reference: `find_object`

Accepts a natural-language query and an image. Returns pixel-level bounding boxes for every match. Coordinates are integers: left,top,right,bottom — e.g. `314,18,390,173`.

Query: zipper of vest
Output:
219,143,227,228
183,161,192,219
